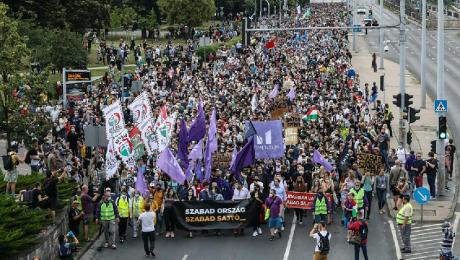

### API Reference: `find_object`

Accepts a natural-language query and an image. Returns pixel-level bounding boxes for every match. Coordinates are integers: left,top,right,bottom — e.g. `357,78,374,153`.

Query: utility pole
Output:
279,0,282,25
260,0,263,17
352,0,356,52
266,0,270,16
399,0,407,149
379,0,384,69
436,0,446,195
420,0,427,108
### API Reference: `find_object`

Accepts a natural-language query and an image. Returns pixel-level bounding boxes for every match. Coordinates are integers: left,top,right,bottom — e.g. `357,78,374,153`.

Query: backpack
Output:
359,220,368,241
317,232,330,255
2,154,14,171
25,151,31,164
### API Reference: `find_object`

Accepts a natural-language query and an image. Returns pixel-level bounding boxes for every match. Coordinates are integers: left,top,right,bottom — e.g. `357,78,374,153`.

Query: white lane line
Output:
389,220,402,260
283,215,296,260
412,223,444,229
405,254,440,260
182,254,189,260
452,212,460,249
412,226,444,233
411,238,440,244
411,230,440,237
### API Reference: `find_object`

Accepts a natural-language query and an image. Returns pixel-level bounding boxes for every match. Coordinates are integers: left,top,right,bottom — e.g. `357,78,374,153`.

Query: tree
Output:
63,0,111,33
158,0,216,27
110,6,139,31
137,9,159,38
0,3,29,83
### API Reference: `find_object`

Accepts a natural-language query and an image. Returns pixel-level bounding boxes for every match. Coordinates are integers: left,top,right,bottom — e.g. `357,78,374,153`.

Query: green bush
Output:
0,195,51,258
195,44,220,61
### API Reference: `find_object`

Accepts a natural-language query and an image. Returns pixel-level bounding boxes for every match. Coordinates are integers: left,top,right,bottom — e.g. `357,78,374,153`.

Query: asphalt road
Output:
81,202,396,260
364,2,460,141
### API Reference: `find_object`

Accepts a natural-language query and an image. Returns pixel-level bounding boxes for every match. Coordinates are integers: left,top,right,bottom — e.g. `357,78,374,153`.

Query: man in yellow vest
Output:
96,191,120,249
312,188,330,223
350,180,369,220
397,195,413,253
129,190,145,238
116,186,129,243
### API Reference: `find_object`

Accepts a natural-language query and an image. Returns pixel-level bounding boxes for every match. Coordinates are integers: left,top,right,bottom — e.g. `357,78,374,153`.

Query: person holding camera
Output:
44,168,66,221
309,221,331,260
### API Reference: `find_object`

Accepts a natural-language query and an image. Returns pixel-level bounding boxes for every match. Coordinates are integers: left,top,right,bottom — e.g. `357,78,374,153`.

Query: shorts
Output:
4,169,18,183
268,217,282,229
83,214,92,225
48,197,59,210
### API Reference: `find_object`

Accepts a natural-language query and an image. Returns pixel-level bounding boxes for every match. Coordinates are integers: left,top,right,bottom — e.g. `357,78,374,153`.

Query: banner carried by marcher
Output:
285,192,333,210
139,119,156,156
103,101,126,138
251,120,285,159
285,113,302,128
112,130,135,168
357,153,383,175
173,199,257,230
129,126,145,161
105,140,119,179
128,92,153,125
212,152,233,169
153,108,177,152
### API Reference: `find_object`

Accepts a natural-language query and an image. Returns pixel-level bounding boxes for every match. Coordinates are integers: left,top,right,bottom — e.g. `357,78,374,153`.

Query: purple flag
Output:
185,162,194,183
188,139,203,162
229,147,237,170
230,137,255,181
156,148,186,184
268,85,278,99
287,87,296,101
204,141,212,181
135,167,148,198
208,109,218,153
188,100,206,142
313,149,334,172
195,160,203,181
177,119,189,169
252,120,285,159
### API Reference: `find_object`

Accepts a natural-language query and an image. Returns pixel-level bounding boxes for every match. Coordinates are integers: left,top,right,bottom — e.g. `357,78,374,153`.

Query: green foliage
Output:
137,8,159,31
195,36,240,61
110,5,139,30
0,3,29,83
0,194,51,258
158,0,216,27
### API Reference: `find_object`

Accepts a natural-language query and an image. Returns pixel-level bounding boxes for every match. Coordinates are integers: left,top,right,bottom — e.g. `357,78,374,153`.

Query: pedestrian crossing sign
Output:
434,99,448,113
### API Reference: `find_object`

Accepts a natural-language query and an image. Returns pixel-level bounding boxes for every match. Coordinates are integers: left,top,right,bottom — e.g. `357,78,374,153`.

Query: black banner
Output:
173,199,258,230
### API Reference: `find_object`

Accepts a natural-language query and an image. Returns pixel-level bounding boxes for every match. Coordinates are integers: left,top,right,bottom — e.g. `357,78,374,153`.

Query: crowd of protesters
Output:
2,2,457,259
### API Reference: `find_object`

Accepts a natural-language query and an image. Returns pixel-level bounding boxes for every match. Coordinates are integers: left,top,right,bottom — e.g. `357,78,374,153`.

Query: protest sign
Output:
212,152,233,169
285,113,302,128
285,127,299,145
103,101,126,138
285,191,333,210
357,153,384,175
173,199,257,230
251,120,285,159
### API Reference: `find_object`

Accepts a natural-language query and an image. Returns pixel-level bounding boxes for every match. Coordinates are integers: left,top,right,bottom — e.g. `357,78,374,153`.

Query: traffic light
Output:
393,94,401,108
439,116,447,139
430,140,436,153
407,131,412,145
409,107,420,124
380,75,384,92
404,94,414,108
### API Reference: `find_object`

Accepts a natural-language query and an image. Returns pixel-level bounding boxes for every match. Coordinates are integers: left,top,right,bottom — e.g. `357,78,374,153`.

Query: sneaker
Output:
299,221,303,225
278,231,282,238
382,209,386,213
150,251,156,258
171,232,175,238
252,230,259,237
281,226,285,231
145,253,150,257
257,227,262,235
133,234,137,238
165,232,170,238
402,249,412,254
269,236,275,241
111,244,117,249
104,243,109,248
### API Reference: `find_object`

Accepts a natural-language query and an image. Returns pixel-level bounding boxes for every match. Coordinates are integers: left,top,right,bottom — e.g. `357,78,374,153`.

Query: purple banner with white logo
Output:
251,120,285,159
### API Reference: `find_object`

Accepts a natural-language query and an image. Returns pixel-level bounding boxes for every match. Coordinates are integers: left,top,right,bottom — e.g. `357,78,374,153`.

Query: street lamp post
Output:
266,0,270,17
420,0,427,108
436,0,446,195
378,0,384,69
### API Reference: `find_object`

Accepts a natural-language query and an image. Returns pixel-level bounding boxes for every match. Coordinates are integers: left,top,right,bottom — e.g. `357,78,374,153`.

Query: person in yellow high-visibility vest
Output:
116,187,130,243
129,190,145,238
350,180,369,219
312,187,330,223
397,195,413,253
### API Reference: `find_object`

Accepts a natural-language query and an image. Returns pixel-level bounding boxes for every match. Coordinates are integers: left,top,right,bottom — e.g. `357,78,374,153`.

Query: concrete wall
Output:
17,209,69,260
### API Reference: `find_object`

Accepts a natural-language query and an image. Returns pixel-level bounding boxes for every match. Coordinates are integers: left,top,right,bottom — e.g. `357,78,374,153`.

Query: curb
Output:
76,227,102,259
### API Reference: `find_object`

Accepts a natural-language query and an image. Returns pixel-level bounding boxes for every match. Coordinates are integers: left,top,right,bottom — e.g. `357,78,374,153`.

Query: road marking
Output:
405,254,441,260
412,223,443,229
412,226,444,233
283,216,296,260
182,254,189,260
411,230,441,237
388,220,402,260
411,238,440,244
452,212,460,249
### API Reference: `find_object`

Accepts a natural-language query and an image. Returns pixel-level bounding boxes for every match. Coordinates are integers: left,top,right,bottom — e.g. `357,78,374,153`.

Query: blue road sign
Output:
434,99,448,113
413,187,431,205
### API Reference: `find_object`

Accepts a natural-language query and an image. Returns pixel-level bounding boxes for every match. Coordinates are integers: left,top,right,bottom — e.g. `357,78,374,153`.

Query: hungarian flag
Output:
303,106,318,121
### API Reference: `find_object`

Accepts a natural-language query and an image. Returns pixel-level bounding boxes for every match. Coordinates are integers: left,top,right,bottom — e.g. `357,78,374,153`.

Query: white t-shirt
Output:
139,211,156,232
313,231,331,252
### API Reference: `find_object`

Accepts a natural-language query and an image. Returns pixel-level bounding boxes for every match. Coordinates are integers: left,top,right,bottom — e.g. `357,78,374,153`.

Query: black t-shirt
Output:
412,159,425,174
69,208,81,232
425,158,438,175
32,188,42,208
44,176,58,198
378,133,390,151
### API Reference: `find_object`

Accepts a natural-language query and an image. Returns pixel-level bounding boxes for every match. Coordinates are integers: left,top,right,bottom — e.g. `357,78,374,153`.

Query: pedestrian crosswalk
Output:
396,222,443,260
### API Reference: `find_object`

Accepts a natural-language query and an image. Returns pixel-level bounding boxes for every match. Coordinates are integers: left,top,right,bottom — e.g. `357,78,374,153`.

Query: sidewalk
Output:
351,34,458,221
